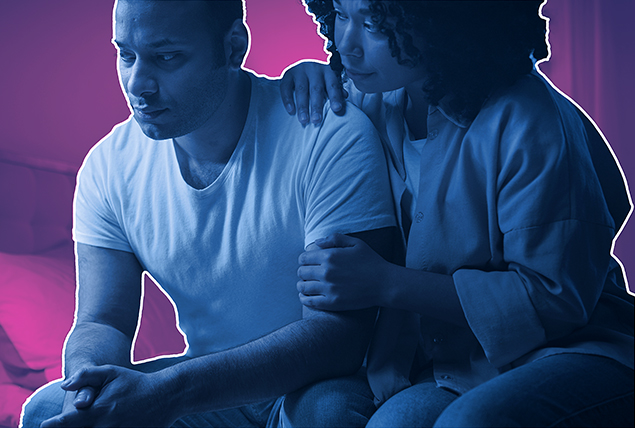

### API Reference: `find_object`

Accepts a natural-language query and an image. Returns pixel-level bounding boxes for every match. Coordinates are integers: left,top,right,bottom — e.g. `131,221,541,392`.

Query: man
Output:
20,0,397,426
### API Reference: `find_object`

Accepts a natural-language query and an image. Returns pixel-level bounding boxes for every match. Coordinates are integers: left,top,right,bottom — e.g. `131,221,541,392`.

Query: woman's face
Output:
333,0,427,93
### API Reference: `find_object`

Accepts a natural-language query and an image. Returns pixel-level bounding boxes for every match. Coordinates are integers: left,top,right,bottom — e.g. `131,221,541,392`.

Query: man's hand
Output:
280,61,347,125
297,233,393,311
41,365,174,428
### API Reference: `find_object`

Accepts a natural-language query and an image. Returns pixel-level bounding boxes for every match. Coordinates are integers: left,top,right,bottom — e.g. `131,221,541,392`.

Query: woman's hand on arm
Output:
280,61,347,125
297,233,390,310
297,233,468,327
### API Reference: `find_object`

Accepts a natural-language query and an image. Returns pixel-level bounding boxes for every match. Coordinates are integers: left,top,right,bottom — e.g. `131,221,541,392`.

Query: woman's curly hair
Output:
305,0,549,121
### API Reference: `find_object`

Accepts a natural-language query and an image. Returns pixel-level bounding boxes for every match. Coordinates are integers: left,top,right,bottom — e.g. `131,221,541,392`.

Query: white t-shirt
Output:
73,74,396,357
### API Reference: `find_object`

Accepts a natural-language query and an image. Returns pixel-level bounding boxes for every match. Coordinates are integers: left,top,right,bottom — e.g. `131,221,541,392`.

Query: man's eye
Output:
119,51,135,63
158,54,177,62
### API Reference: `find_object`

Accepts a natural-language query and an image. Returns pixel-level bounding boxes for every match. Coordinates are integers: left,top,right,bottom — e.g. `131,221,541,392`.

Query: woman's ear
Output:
225,18,249,70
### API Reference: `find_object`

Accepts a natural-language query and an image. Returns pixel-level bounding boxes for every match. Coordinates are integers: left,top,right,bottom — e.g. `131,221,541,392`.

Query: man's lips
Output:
134,107,167,120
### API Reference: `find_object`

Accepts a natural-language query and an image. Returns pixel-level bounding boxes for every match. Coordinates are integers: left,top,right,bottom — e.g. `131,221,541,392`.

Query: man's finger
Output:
61,367,110,391
41,409,88,428
73,386,97,409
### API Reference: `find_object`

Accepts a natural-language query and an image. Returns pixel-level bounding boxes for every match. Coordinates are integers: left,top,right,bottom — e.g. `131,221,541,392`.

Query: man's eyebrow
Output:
111,38,185,49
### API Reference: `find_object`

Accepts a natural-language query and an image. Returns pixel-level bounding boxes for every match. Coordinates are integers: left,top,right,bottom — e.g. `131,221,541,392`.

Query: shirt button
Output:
428,129,439,140
415,212,424,223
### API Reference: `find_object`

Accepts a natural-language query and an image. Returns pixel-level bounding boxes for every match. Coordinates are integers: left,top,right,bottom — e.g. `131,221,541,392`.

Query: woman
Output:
281,1,634,426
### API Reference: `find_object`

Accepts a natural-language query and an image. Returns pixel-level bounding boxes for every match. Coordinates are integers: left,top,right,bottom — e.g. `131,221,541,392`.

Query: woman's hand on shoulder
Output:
297,233,391,311
280,61,347,125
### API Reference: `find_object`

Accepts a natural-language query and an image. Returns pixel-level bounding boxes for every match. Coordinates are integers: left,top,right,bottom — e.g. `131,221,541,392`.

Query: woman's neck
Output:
404,83,429,140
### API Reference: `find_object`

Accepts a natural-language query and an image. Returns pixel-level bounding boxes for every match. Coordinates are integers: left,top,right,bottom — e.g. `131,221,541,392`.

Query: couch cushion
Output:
0,152,76,254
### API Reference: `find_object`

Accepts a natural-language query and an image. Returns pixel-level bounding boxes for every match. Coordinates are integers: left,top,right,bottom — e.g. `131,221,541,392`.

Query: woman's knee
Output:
367,382,457,428
283,374,375,427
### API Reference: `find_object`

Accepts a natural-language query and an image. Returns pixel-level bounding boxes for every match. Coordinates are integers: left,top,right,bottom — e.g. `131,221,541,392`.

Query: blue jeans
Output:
367,353,634,427
21,379,282,428
21,356,375,428
281,373,376,427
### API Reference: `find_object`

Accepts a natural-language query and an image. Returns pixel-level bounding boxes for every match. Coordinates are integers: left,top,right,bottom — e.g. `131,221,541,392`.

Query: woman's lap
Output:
369,353,634,428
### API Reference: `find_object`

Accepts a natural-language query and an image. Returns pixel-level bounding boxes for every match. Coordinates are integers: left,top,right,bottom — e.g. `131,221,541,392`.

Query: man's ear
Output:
225,18,249,70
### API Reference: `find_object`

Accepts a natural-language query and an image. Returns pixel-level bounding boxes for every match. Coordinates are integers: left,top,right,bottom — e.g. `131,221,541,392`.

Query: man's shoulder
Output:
83,117,152,164
249,72,378,131
248,73,382,154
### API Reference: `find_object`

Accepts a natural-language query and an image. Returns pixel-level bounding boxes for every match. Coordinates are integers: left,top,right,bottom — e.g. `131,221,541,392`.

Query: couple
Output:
22,1,634,427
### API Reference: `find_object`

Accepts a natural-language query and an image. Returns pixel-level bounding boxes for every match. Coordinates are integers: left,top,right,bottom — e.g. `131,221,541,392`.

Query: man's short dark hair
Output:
202,0,244,41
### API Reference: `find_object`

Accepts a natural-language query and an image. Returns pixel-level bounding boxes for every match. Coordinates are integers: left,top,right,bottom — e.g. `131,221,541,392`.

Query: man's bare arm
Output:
152,227,397,416
60,243,144,409
47,227,397,426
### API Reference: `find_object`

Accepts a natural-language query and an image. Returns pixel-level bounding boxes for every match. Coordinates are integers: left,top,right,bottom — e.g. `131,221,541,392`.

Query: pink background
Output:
0,1,633,423
0,0,633,341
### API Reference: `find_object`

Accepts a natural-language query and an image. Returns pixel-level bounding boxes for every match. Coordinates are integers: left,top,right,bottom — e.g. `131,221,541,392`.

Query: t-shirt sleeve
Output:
73,142,133,253
453,82,621,367
302,105,397,248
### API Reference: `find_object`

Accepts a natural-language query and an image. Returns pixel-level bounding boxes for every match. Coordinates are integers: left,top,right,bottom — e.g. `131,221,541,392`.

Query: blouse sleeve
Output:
452,78,624,367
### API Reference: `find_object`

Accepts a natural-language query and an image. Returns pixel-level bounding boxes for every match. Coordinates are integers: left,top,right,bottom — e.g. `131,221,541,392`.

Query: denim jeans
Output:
367,353,634,427
281,372,376,427
21,379,283,428
21,356,375,428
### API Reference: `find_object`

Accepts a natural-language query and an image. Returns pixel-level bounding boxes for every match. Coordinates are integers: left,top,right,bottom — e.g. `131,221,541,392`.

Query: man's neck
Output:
174,70,252,189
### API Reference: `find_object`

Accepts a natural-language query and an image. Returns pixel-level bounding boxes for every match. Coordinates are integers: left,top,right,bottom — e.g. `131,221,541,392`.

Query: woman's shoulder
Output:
481,70,569,123
472,70,587,152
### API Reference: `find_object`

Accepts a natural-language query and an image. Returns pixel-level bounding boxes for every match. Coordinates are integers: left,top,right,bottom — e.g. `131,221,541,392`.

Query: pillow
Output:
0,383,33,428
0,245,76,375
0,244,185,380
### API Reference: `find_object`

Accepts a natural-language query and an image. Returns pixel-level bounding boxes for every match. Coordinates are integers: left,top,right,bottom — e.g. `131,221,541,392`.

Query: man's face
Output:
114,0,229,140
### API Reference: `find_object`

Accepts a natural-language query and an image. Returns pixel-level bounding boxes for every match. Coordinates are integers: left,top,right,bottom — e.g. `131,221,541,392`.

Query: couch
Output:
0,150,185,427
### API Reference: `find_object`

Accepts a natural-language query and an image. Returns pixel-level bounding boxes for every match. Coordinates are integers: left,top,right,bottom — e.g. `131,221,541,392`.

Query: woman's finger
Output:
324,69,346,114
279,74,297,115
297,279,326,295
314,233,358,249
309,82,327,124
293,73,311,125
299,293,330,310
297,265,324,281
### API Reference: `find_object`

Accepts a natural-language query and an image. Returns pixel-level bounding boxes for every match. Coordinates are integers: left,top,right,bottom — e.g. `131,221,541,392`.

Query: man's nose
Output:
125,60,158,98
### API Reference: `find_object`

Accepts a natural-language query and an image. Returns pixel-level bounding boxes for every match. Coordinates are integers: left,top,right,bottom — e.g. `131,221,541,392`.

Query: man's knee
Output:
20,380,65,428
282,374,375,428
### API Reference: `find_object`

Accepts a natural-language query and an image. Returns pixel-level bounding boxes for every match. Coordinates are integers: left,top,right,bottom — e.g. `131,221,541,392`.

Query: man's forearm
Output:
158,307,375,418
64,321,135,377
